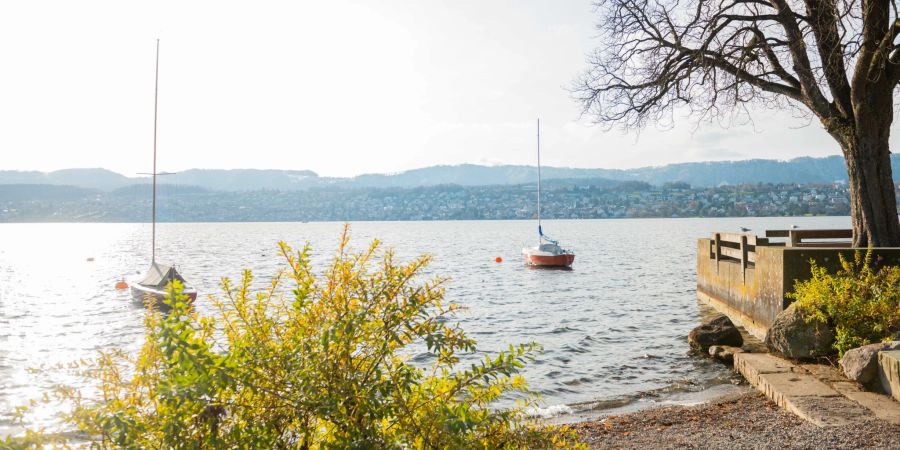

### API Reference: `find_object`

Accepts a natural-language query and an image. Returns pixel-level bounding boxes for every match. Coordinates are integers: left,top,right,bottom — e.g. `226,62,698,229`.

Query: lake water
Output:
0,217,849,435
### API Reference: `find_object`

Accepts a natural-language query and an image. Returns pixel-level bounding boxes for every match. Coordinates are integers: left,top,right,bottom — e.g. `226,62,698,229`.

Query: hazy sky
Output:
0,0,885,177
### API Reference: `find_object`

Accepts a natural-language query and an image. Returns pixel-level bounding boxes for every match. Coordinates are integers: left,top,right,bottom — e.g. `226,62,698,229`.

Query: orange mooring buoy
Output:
115,280,129,290
495,256,503,263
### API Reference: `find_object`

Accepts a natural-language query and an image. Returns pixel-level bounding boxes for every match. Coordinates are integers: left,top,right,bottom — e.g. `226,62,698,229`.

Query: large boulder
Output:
764,303,834,359
688,314,743,353
840,341,900,385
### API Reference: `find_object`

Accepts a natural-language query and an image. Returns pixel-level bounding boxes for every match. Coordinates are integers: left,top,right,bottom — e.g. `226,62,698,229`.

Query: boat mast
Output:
537,118,541,244
151,39,159,264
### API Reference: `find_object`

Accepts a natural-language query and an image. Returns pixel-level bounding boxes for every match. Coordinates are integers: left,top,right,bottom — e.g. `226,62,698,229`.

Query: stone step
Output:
831,381,900,424
734,352,900,427
880,350,900,402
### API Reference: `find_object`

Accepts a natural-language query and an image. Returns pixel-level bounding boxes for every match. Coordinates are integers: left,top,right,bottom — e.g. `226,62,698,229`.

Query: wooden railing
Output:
765,229,852,248
709,232,768,281
709,229,853,282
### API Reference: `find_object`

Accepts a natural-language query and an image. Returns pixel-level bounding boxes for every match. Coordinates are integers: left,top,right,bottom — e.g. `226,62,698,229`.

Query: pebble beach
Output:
573,392,900,449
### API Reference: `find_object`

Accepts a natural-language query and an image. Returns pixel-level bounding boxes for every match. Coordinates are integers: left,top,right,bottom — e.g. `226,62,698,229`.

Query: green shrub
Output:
790,250,900,357
10,226,583,449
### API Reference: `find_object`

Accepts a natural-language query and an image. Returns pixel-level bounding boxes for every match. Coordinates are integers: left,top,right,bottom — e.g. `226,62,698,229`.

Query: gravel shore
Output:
573,392,900,449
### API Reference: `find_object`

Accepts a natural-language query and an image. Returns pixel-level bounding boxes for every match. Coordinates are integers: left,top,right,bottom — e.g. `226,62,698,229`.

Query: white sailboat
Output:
522,119,575,267
131,40,197,307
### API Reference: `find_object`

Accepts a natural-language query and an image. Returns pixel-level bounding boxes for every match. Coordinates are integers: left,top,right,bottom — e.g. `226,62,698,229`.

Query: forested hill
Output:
340,155,898,188
0,168,318,192
2,155,897,191
620,156,885,187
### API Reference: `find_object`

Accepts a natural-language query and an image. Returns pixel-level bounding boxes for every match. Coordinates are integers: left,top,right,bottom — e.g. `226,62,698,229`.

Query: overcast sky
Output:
0,0,886,177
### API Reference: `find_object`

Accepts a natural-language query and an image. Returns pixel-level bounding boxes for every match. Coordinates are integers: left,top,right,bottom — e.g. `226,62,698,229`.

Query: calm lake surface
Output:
0,217,849,434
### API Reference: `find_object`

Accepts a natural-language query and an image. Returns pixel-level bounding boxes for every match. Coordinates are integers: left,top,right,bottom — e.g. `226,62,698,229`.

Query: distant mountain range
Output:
2,155,897,192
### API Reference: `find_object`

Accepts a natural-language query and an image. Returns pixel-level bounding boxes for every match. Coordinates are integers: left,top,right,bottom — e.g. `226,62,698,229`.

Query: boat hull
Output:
523,253,575,267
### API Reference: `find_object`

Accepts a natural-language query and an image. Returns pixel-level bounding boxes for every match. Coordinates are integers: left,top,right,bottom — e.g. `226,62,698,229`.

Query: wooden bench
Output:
765,229,852,248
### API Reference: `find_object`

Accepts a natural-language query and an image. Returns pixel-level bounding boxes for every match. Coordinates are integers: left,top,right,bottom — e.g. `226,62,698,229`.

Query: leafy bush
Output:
12,227,583,449
790,250,900,356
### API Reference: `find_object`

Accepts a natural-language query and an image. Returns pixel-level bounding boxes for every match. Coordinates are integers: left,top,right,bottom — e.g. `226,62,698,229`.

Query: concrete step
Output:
734,352,900,427
880,350,900,401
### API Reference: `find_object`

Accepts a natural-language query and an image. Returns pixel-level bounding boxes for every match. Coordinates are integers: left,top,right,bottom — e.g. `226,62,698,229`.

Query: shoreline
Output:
544,382,752,425
572,391,900,449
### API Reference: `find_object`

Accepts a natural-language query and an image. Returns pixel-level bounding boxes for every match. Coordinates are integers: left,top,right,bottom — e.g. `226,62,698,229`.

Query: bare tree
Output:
575,0,900,247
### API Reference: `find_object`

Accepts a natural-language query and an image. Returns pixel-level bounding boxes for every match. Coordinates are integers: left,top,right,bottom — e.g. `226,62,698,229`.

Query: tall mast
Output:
151,39,159,264
537,118,541,243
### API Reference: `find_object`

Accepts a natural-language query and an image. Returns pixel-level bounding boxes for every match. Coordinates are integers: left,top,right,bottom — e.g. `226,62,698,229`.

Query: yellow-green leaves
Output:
791,250,900,356
28,225,582,449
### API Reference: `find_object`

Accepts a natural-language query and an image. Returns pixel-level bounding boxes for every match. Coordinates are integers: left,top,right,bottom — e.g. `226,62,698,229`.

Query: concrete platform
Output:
880,350,900,401
734,352,900,427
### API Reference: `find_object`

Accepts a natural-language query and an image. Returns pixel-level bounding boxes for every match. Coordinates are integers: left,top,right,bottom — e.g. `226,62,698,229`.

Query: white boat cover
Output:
138,262,186,288
539,243,562,254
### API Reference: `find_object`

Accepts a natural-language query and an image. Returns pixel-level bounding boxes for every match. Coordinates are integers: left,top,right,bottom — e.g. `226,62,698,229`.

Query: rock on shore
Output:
688,314,743,353
708,345,744,363
840,341,900,386
765,303,834,359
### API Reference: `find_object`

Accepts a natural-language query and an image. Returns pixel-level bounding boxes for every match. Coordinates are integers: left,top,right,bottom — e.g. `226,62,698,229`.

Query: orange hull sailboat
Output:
523,247,575,267
522,119,575,268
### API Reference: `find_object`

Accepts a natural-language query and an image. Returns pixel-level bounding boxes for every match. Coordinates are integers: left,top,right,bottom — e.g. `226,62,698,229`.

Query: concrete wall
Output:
696,239,784,339
697,239,900,340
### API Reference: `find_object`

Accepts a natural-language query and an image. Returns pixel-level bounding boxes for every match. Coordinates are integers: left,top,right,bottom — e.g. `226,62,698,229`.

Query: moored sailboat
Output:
132,262,197,305
131,39,197,307
522,119,575,267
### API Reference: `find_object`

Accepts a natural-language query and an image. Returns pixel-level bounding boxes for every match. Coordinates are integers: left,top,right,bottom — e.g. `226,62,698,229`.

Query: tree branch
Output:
804,0,854,119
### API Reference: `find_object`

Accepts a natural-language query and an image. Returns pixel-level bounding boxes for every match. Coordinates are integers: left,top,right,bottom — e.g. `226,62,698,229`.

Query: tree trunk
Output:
839,62,900,248
842,133,900,247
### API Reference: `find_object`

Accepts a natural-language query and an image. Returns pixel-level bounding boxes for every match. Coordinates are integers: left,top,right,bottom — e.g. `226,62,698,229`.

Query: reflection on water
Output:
0,217,849,435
